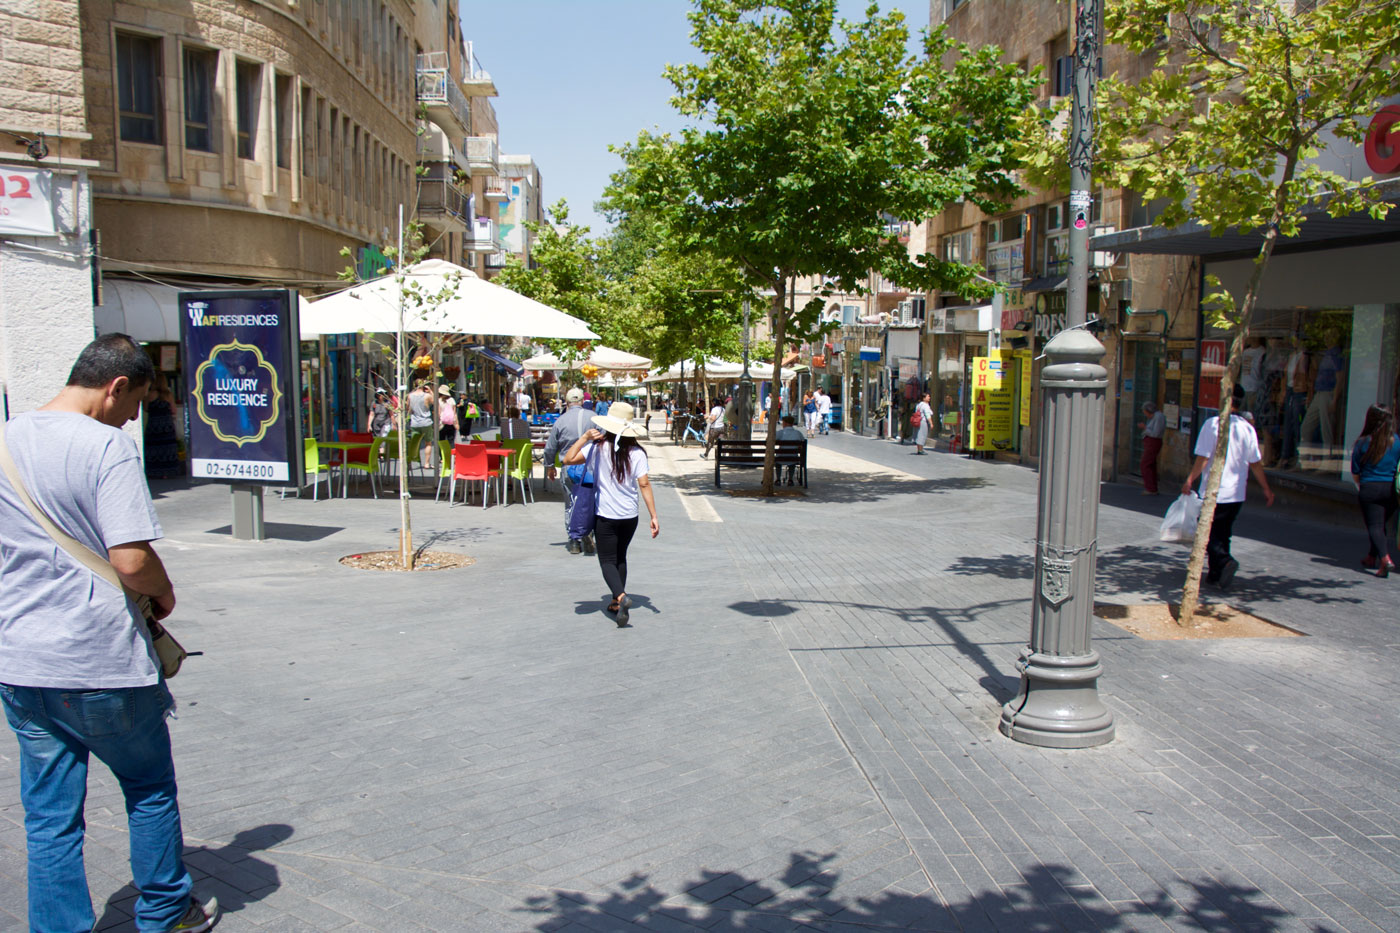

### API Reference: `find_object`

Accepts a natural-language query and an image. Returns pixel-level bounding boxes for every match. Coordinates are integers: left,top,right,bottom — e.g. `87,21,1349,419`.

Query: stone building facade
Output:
922,0,1199,484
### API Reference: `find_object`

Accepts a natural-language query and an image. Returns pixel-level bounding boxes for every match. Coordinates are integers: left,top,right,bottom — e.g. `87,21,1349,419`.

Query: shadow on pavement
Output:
95,824,291,932
519,851,1294,931
202,522,343,541
711,472,989,505
730,596,1027,705
945,545,1366,609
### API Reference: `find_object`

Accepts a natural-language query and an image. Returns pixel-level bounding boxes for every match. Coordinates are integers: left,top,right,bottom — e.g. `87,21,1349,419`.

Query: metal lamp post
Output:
999,0,1113,748
735,297,754,440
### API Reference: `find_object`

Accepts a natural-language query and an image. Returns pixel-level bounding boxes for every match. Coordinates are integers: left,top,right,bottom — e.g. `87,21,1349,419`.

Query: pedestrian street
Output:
2,429,1396,932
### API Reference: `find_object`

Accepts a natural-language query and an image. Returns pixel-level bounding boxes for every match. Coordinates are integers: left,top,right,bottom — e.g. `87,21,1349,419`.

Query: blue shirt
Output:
1351,435,1400,484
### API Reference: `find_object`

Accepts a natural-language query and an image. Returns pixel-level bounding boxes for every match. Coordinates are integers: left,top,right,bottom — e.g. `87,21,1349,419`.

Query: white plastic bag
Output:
1159,494,1201,544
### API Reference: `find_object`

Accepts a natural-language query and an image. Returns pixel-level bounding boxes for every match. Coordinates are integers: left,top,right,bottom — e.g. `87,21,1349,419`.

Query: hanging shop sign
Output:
179,289,303,484
971,353,1015,451
0,166,56,236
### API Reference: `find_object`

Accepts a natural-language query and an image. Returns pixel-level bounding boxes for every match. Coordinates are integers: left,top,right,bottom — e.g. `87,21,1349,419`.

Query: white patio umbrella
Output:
644,358,796,383
520,344,652,372
299,259,599,340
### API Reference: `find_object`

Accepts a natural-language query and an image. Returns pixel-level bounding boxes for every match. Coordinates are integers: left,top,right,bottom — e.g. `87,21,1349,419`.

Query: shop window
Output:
236,60,261,159
183,48,217,152
1223,304,1399,483
116,33,161,144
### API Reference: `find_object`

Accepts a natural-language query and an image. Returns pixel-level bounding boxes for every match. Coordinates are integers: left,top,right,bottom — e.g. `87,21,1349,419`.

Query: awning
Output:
467,345,523,376
95,277,313,343
95,278,181,342
1091,178,1400,257
1023,274,1067,293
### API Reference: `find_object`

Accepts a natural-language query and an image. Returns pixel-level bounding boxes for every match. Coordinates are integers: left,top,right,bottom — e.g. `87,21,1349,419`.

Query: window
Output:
276,74,293,169
942,230,973,264
236,60,260,160
116,33,161,143
183,48,217,152
1053,55,1074,97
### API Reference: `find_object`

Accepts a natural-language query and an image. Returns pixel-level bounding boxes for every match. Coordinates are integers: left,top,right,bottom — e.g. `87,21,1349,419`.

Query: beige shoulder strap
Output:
0,424,129,596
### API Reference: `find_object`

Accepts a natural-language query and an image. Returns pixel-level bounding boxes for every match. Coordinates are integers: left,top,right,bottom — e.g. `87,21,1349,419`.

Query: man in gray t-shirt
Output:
544,388,595,554
0,335,217,933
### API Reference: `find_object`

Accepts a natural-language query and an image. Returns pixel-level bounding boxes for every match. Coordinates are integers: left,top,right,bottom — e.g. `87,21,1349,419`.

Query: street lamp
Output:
999,0,1113,748
736,298,753,440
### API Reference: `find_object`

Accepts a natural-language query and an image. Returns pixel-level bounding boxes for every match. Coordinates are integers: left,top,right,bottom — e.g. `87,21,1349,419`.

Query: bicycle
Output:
678,416,708,447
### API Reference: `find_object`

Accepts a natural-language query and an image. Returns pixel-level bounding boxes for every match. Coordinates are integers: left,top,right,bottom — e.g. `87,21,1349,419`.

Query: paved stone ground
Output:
1,426,1397,932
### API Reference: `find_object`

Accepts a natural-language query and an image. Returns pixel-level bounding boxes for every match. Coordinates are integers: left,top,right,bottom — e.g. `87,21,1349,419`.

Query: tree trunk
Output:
760,275,788,495
1178,157,1296,623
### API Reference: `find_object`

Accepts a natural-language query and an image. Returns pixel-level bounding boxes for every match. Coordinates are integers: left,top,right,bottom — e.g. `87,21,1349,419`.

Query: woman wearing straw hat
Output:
562,401,658,627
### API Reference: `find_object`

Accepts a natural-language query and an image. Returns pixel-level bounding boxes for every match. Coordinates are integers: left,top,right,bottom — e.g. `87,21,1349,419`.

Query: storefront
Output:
1096,191,1400,506
1205,241,1398,498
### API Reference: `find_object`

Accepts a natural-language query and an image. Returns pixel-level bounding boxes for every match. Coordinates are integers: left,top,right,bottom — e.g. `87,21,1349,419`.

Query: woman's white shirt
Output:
585,441,649,519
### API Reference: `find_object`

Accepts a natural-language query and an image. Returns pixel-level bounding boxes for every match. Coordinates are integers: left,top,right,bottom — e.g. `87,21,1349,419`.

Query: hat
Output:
565,387,584,403
591,401,647,438
438,385,454,397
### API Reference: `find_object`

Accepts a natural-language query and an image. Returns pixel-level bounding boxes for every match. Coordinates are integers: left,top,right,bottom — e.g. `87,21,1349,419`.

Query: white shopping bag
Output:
1159,494,1201,544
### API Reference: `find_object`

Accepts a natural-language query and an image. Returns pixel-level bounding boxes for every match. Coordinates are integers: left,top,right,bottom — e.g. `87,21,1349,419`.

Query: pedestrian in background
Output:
1181,384,1275,589
501,406,531,440
816,387,832,434
437,385,458,443
1350,404,1399,578
913,392,934,455
802,391,818,437
367,389,393,437
544,388,594,555
0,334,218,933
563,402,658,628
701,396,727,458
1139,401,1166,495
143,374,182,480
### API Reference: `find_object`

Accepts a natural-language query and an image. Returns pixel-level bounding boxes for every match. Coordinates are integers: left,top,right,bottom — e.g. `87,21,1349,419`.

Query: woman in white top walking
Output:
563,401,659,627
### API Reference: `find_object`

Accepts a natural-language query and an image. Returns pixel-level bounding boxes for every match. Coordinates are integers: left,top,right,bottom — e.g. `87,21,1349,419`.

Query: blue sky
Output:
462,0,932,234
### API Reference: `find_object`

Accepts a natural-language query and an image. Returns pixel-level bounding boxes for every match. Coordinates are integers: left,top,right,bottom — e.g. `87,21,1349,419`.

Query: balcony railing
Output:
465,216,499,252
485,250,510,268
460,41,497,97
416,177,469,228
465,136,499,176
416,53,471,136
484,175,508,200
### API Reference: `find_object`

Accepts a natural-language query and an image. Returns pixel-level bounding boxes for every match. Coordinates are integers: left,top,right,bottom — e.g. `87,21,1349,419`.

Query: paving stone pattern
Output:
1,430,1396,931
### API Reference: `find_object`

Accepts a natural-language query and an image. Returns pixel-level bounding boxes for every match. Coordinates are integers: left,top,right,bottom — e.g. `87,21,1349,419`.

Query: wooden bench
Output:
713,438,807,488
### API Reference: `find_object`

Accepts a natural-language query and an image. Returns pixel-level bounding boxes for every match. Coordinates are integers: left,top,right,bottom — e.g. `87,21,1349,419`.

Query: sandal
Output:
606,600,620,613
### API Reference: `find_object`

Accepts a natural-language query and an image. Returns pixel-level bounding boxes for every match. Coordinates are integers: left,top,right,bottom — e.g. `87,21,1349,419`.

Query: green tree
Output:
613,0,1037,493
1095,0,1400,624
337,222,461,570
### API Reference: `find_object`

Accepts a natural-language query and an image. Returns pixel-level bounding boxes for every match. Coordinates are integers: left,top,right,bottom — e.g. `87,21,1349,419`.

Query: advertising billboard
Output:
178,290,302,484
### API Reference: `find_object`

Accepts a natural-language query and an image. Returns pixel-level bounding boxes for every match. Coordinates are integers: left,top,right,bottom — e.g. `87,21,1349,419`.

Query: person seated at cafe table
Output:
501,406,531,440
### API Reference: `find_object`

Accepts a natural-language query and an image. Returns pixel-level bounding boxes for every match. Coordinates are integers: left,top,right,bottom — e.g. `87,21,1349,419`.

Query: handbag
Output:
0,428,192,678
910,410,923,427
566,443,601,541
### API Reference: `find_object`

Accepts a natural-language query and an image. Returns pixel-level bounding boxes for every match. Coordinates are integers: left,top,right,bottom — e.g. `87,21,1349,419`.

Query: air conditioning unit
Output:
897,300,913,321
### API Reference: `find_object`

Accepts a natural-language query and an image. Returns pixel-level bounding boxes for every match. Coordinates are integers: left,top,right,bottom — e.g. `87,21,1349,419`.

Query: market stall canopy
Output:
95,278,312,343
299,259,599,340
644,358,796,383
521,344,652,372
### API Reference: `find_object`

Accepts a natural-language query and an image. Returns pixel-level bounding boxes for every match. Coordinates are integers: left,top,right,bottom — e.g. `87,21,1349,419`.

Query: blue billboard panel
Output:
178,290,302,484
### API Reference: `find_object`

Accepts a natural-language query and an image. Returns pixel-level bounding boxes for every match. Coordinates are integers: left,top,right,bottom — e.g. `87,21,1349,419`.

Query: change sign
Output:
179,290,302,484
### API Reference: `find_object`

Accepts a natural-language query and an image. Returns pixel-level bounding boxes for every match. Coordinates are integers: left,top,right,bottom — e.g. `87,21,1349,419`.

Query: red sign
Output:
1199,339,1227,409
1365,106,1400,175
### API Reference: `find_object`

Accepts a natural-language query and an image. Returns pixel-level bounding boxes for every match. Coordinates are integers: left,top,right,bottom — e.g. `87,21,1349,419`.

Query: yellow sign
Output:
971,354,1015,451
1016,349,1033,427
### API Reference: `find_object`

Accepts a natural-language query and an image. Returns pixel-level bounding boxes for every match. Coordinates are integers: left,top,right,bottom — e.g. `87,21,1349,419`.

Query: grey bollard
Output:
999,327,1114,748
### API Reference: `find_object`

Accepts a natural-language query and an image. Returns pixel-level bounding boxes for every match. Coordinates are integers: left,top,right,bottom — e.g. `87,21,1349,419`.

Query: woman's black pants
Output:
1358,481,1398,560
595,515,639,599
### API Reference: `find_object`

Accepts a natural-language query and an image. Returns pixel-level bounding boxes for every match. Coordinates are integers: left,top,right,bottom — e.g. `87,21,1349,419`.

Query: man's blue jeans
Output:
1,681,192,933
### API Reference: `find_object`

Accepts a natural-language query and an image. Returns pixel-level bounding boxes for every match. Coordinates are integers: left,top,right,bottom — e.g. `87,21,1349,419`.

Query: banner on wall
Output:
0,166,56,236
1016,348,1033,427
179,290,303,484
971,353,1015,451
